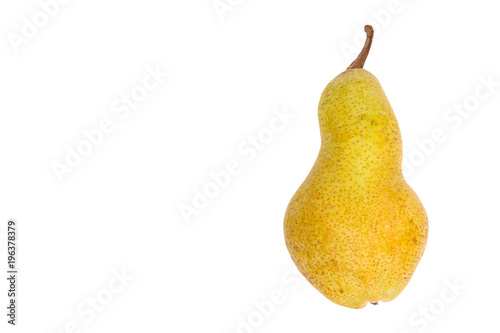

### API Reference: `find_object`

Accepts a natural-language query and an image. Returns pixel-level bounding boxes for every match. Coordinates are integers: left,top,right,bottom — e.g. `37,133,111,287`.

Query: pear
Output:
284,25,428,309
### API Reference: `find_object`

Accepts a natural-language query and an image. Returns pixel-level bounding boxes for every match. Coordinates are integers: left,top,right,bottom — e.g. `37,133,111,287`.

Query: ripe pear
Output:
284,25,428,309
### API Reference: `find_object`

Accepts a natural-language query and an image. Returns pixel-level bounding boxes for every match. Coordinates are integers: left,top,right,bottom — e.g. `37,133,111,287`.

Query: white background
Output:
1,0,499,332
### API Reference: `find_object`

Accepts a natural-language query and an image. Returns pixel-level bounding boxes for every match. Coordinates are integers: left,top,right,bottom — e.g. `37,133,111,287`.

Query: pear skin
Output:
283,25,428,309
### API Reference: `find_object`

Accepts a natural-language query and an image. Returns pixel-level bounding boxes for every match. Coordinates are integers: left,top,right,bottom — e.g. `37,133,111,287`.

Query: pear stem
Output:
347,25,374,69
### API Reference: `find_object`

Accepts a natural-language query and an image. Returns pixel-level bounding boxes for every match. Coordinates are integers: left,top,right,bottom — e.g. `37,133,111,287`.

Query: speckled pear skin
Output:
283,68,428,309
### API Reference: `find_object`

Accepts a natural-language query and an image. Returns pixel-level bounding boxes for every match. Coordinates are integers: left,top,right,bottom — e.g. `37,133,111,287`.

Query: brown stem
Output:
347,25,374,69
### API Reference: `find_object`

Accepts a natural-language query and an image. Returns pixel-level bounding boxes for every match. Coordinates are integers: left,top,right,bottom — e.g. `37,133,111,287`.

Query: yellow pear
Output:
284,25,428,309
